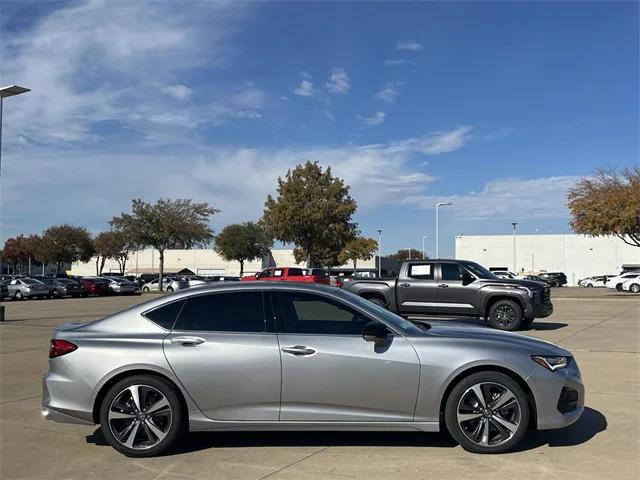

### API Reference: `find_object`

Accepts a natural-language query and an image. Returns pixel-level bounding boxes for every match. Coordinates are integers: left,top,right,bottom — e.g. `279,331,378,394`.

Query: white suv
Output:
621,275,640,293
605,271,640,290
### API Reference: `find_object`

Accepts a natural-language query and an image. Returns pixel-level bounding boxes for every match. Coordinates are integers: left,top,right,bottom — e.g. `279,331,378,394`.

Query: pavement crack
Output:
258,446,330,480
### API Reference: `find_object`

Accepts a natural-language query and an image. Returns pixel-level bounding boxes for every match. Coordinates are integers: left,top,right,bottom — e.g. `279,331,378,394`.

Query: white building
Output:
455,234,640,286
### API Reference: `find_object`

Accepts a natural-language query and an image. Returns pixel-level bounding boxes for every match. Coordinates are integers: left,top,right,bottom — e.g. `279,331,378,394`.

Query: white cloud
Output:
396,40,423,51
402,176,581,220
383,59,417,67
385,126,473,154
231,87,266,109
161,84,192,100
357,111,386,127
326,68,350,94
1,0,249,145
294,79,314,97
375,84,400,103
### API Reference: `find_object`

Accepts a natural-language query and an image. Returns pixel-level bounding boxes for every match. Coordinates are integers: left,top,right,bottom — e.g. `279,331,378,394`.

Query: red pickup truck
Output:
242,267,330,285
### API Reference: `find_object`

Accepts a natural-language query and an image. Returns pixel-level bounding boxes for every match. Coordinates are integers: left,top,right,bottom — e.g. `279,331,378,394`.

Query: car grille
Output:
542,287,551,304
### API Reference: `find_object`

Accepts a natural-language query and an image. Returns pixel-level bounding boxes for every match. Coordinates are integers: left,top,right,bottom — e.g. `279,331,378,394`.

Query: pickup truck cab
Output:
242,267,330,285
342,260,553,331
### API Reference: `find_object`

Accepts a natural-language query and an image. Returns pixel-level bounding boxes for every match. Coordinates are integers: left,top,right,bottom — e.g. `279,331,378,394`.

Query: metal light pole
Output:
407,248,411,261
377,229,382,277
0,85,30,322
511,222,518,273
435,202,452,258
422,235,430,259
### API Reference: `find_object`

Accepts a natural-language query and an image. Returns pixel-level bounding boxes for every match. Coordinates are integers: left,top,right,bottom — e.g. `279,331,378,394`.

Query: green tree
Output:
214,222,272,276
263,161,358,267
568,167,640,247
111,199,219,290
338,237,378,273
387,248,426,262
40,225,95,273
2,235,33,273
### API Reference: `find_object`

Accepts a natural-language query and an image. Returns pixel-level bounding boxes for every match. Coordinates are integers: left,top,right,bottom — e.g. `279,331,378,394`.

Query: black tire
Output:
523,317,534,328
167,286,174,293
586,283,593,288
99,374,184,457
142,287,150,292
367,296,387,309
14,291,23,300
630,283,640,294
445,371,530,454
487,299,523,331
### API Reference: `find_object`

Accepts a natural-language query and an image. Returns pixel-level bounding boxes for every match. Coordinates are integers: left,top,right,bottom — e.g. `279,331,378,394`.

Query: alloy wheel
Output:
456,382,521,447
108,385,172,450
494,305,515,327
631,284,640,293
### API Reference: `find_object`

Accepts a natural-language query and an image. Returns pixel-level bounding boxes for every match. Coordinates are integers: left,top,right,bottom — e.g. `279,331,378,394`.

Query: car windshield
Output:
23,278,44,285
336,289,425,335
462,262,496,279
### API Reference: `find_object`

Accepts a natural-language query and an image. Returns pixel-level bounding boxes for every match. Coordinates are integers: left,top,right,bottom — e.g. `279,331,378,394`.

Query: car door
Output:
163,290,281,421
272,290,420,422
435,263,479,315
394,262,439,314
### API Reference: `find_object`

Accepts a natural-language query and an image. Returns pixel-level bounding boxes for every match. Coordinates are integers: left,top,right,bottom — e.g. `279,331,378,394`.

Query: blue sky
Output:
1,0,637,257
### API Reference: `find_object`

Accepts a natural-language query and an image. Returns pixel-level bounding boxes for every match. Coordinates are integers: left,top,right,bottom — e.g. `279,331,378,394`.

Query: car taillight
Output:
49,339,77,358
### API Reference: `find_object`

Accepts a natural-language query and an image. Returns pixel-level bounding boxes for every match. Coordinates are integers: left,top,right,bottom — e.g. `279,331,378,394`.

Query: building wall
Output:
455,234,640,286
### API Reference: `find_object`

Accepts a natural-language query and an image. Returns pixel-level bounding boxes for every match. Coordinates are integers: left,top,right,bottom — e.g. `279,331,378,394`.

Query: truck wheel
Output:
487,300,523,331
367,297,387,309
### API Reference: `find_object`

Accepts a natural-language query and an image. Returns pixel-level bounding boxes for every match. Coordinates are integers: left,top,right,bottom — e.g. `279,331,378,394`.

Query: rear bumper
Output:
42,365,94,425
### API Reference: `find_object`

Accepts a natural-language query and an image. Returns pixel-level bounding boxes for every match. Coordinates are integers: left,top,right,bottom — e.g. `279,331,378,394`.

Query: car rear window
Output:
288,268,304,276
143,300,186,330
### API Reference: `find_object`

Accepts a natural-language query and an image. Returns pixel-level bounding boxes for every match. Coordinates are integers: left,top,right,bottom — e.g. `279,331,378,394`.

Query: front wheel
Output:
585,283,593,288
142,287,150,292
99,375,184,457
445,371,530,454
166,286,174,292
487,299,523,331
630,283,640,294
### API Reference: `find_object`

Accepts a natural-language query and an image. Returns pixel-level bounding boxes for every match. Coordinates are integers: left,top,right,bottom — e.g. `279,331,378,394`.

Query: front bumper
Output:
527,360,585,430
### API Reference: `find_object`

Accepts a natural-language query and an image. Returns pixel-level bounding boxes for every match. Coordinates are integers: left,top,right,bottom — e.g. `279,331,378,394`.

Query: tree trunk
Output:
119,256,127,275
158,251,164,291
353,259,357,274
95,256,100,276
239,259,244,277
99,257,106,275
306,238,312,268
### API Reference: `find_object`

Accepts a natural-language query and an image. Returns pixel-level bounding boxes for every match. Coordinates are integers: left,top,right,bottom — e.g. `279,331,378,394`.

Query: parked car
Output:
605,271,640,291
0,283,8,300
492,270,517,279
141,277,188,292
242,267,330,284
577,276,607,288
81,277,111,296
342,260,553,331
43,282,584,457
103,277,138,295
523,275,558,287
621,275,640,293
42,278,85,298
4,277,51,300
538,272,567,287
208,275,240,282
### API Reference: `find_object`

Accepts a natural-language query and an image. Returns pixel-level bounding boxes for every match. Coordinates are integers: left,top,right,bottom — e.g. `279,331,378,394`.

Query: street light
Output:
422,235,430,259
435,202,452,258
0,85,31,322
511,222,518,273
376,229,382,277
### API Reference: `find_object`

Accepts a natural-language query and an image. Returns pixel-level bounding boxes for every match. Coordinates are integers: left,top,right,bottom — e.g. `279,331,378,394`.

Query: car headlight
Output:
531,355,569,371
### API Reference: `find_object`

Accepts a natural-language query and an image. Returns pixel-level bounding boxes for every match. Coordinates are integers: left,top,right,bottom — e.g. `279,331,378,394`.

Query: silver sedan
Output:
42,283,584,457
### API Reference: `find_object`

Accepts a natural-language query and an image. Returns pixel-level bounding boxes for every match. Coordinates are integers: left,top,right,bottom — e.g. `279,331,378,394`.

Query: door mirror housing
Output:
362,321,388,342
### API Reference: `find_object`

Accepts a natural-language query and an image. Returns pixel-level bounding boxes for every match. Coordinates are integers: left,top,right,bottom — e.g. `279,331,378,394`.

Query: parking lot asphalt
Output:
0,289,638,480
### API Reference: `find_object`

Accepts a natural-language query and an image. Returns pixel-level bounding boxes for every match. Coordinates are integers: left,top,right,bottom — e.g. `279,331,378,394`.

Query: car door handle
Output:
399,282,411,288
438,284,449,288
170,336,206,346
281,345,316,356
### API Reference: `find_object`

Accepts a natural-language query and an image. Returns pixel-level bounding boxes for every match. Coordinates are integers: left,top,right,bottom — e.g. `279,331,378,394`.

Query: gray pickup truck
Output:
342,259,553,331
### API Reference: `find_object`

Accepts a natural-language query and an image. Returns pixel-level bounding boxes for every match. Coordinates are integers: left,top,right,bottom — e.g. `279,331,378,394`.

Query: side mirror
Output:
362,321,388,342
460,272,475,284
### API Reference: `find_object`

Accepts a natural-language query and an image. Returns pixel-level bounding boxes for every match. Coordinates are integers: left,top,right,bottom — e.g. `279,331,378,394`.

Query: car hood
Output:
418,321,569,356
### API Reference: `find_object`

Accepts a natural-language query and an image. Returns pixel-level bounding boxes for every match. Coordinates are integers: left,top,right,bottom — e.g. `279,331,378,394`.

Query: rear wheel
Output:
142,287,150,292
445,371,530,454
366,297,387,309
586,283,593,288
99,375,184,457
15,291,23,300
167,286,174,292
487,300,523,331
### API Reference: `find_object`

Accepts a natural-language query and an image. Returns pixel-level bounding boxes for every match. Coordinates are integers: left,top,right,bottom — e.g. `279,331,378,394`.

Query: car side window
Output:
407,263,434,280
273,291,370,335
143,300,185,330
288,268,304,276
259,270,272,278
175,291,266,333
273,269,283,277
441,263,462,281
